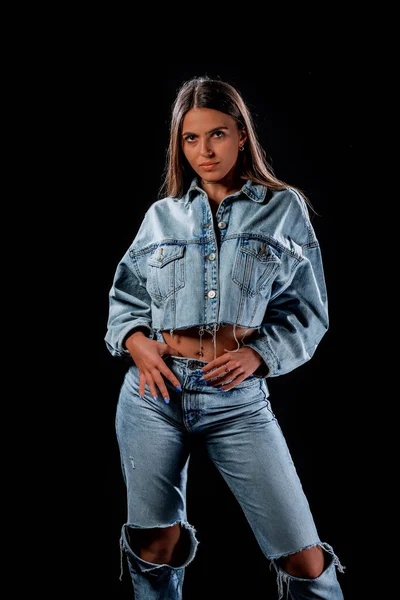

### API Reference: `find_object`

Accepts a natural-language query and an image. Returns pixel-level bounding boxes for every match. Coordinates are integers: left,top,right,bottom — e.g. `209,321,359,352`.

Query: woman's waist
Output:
158,324,257,361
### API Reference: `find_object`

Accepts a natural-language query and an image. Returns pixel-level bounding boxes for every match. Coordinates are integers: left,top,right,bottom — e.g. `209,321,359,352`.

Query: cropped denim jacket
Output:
105,178,328,378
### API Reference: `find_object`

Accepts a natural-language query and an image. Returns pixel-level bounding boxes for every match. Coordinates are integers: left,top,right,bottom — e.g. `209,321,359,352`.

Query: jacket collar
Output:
184,177,267,204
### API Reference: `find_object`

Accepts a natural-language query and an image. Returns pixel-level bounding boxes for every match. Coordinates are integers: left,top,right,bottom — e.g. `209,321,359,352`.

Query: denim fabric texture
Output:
115,332,344,598
107,179,345,598
105,178,329,378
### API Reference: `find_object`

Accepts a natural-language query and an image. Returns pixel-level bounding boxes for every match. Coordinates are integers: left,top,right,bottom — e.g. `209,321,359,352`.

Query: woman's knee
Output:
129,523,182,565
279,544,325,579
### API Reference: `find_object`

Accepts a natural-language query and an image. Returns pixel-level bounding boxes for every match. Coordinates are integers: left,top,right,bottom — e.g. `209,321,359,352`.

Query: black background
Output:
84,60,361,599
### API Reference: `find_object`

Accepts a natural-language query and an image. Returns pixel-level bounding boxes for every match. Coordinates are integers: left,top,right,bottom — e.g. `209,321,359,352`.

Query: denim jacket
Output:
105,178,328,378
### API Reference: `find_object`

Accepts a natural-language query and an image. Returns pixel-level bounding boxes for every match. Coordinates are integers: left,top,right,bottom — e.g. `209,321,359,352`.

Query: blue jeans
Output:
116,334,345,599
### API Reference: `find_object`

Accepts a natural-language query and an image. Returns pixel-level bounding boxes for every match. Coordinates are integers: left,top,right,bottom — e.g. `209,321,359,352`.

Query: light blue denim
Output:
107,178,344,598
115,330,345,599
105,178,329,378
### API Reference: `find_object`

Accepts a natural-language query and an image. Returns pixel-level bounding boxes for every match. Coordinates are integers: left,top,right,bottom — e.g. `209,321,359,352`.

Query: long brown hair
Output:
158,76,314,212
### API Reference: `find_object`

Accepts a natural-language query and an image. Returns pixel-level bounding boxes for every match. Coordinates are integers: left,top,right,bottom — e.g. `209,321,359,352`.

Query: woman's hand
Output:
201,346,263,390
125,332,183,403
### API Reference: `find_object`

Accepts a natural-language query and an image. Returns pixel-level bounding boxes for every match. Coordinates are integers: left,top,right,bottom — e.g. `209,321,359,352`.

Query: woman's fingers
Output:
138,371,147,398
140,362,182,404
201,355,226,375
152,364,182,403
148,368,171,403
217,372,247,391
201,348,262,389
159,363,183,393
202,359,239,384
203,362,250,391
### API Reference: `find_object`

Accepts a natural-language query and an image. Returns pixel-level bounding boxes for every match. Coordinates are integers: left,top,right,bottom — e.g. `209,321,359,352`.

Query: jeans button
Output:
188,360,196,370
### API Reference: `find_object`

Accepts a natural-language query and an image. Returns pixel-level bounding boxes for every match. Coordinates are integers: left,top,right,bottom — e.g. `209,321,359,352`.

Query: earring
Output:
239,145,244,151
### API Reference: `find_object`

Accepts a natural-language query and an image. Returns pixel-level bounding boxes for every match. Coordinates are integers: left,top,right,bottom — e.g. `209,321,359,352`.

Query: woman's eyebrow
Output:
182,126,229,137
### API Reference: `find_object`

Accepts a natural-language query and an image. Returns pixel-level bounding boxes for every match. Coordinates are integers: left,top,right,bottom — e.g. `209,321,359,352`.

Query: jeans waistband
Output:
154,330,209,367
154,329,264,389
166,356,209,370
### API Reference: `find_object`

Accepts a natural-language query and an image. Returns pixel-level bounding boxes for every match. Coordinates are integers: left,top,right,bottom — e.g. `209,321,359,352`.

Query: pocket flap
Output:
148,245,185,268
239,240,280,264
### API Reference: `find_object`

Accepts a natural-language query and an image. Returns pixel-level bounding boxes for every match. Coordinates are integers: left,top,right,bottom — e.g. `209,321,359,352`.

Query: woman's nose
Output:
200,144,213,157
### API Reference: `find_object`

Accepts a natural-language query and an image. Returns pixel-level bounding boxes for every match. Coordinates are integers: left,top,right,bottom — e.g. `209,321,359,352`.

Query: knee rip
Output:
119,521,199,580
270,542,345,599
278,544,324,579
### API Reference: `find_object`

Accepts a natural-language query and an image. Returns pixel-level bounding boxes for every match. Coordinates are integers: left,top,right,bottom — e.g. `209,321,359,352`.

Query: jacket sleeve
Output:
105,244,154,359
244,197,329,378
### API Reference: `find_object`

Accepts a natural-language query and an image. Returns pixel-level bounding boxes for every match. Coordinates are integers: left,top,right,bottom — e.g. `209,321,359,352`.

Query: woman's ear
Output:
239,129,248,148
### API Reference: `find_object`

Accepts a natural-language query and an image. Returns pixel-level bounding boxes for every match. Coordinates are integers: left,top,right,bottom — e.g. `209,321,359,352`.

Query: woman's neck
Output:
200,177,241,204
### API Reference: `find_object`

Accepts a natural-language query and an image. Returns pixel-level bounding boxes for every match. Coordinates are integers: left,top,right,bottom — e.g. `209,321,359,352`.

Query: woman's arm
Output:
105,247,154,358
243,241,329,377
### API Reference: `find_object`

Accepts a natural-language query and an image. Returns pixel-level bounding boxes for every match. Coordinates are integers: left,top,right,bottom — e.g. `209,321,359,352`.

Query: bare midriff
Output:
161,324,257,362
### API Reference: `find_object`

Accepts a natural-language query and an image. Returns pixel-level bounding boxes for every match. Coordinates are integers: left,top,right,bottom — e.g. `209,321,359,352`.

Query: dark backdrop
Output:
87,62,359,599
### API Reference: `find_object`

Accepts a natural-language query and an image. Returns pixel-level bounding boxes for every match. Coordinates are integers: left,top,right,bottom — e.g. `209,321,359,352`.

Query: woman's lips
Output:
200,163,218,171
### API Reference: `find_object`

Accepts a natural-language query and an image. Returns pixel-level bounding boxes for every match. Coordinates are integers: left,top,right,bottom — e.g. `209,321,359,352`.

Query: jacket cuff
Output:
104,321,153,358
245,338,279,378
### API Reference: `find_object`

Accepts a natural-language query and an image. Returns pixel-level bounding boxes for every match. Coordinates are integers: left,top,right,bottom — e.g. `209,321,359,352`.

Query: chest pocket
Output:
232,240,280,297
147,244,186,300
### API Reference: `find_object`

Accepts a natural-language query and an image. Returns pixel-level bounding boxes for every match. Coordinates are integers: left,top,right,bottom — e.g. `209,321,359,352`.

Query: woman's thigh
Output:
116,365,191,526
203,380,320,558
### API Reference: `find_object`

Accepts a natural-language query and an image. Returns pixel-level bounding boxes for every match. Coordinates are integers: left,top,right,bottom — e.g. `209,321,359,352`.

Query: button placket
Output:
202,201,221,322
205,241,217,304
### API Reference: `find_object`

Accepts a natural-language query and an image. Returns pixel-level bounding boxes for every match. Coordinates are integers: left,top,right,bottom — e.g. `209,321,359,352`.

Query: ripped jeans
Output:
116,334,345,599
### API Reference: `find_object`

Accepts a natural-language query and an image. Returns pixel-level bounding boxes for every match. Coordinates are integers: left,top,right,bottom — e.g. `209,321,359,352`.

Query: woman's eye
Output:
184,131,224,143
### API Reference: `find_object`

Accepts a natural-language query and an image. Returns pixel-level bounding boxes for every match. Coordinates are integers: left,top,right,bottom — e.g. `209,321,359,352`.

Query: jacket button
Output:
208,253,216,260
207,290,216,298
218,221,227,229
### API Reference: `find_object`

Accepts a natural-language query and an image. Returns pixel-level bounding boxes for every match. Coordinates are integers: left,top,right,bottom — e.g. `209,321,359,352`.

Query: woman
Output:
105,76,345,599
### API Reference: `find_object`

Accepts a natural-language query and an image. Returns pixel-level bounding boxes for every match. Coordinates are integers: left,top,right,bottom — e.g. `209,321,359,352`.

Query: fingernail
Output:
175,385,182,391
139,395,144,399
164,397,170,404
153,396,158,402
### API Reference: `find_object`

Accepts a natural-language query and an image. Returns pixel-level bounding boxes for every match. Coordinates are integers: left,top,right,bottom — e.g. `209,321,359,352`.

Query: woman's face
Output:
181,108,246,183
